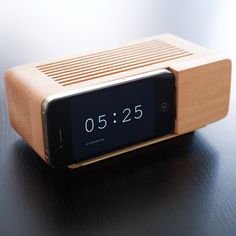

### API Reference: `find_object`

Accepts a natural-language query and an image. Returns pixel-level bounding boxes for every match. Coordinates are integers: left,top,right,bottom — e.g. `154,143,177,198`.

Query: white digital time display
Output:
84,105,143,133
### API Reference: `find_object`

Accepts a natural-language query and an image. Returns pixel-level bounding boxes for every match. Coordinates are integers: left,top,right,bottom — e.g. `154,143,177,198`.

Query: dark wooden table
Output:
0,1,236,235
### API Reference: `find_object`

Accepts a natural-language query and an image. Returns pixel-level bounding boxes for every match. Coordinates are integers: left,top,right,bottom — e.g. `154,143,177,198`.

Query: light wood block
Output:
4,34,231,168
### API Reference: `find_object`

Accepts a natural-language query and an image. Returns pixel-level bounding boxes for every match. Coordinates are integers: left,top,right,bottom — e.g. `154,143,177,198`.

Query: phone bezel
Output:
42,69,175,167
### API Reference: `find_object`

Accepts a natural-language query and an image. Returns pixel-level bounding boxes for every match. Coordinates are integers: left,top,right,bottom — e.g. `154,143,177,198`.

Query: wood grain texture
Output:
3,34,231,167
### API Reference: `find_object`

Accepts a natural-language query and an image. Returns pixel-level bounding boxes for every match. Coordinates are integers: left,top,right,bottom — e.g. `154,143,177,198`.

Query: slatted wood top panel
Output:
36,39,192,86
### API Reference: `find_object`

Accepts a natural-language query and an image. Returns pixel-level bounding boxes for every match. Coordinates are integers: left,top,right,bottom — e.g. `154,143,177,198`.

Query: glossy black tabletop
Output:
0,1,235,235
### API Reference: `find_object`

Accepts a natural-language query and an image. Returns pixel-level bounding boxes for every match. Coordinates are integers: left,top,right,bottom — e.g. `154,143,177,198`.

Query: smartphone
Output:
42,69,175,167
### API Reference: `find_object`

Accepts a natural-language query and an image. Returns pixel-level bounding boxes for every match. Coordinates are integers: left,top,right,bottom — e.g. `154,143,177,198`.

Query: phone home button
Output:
160,102,169,112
